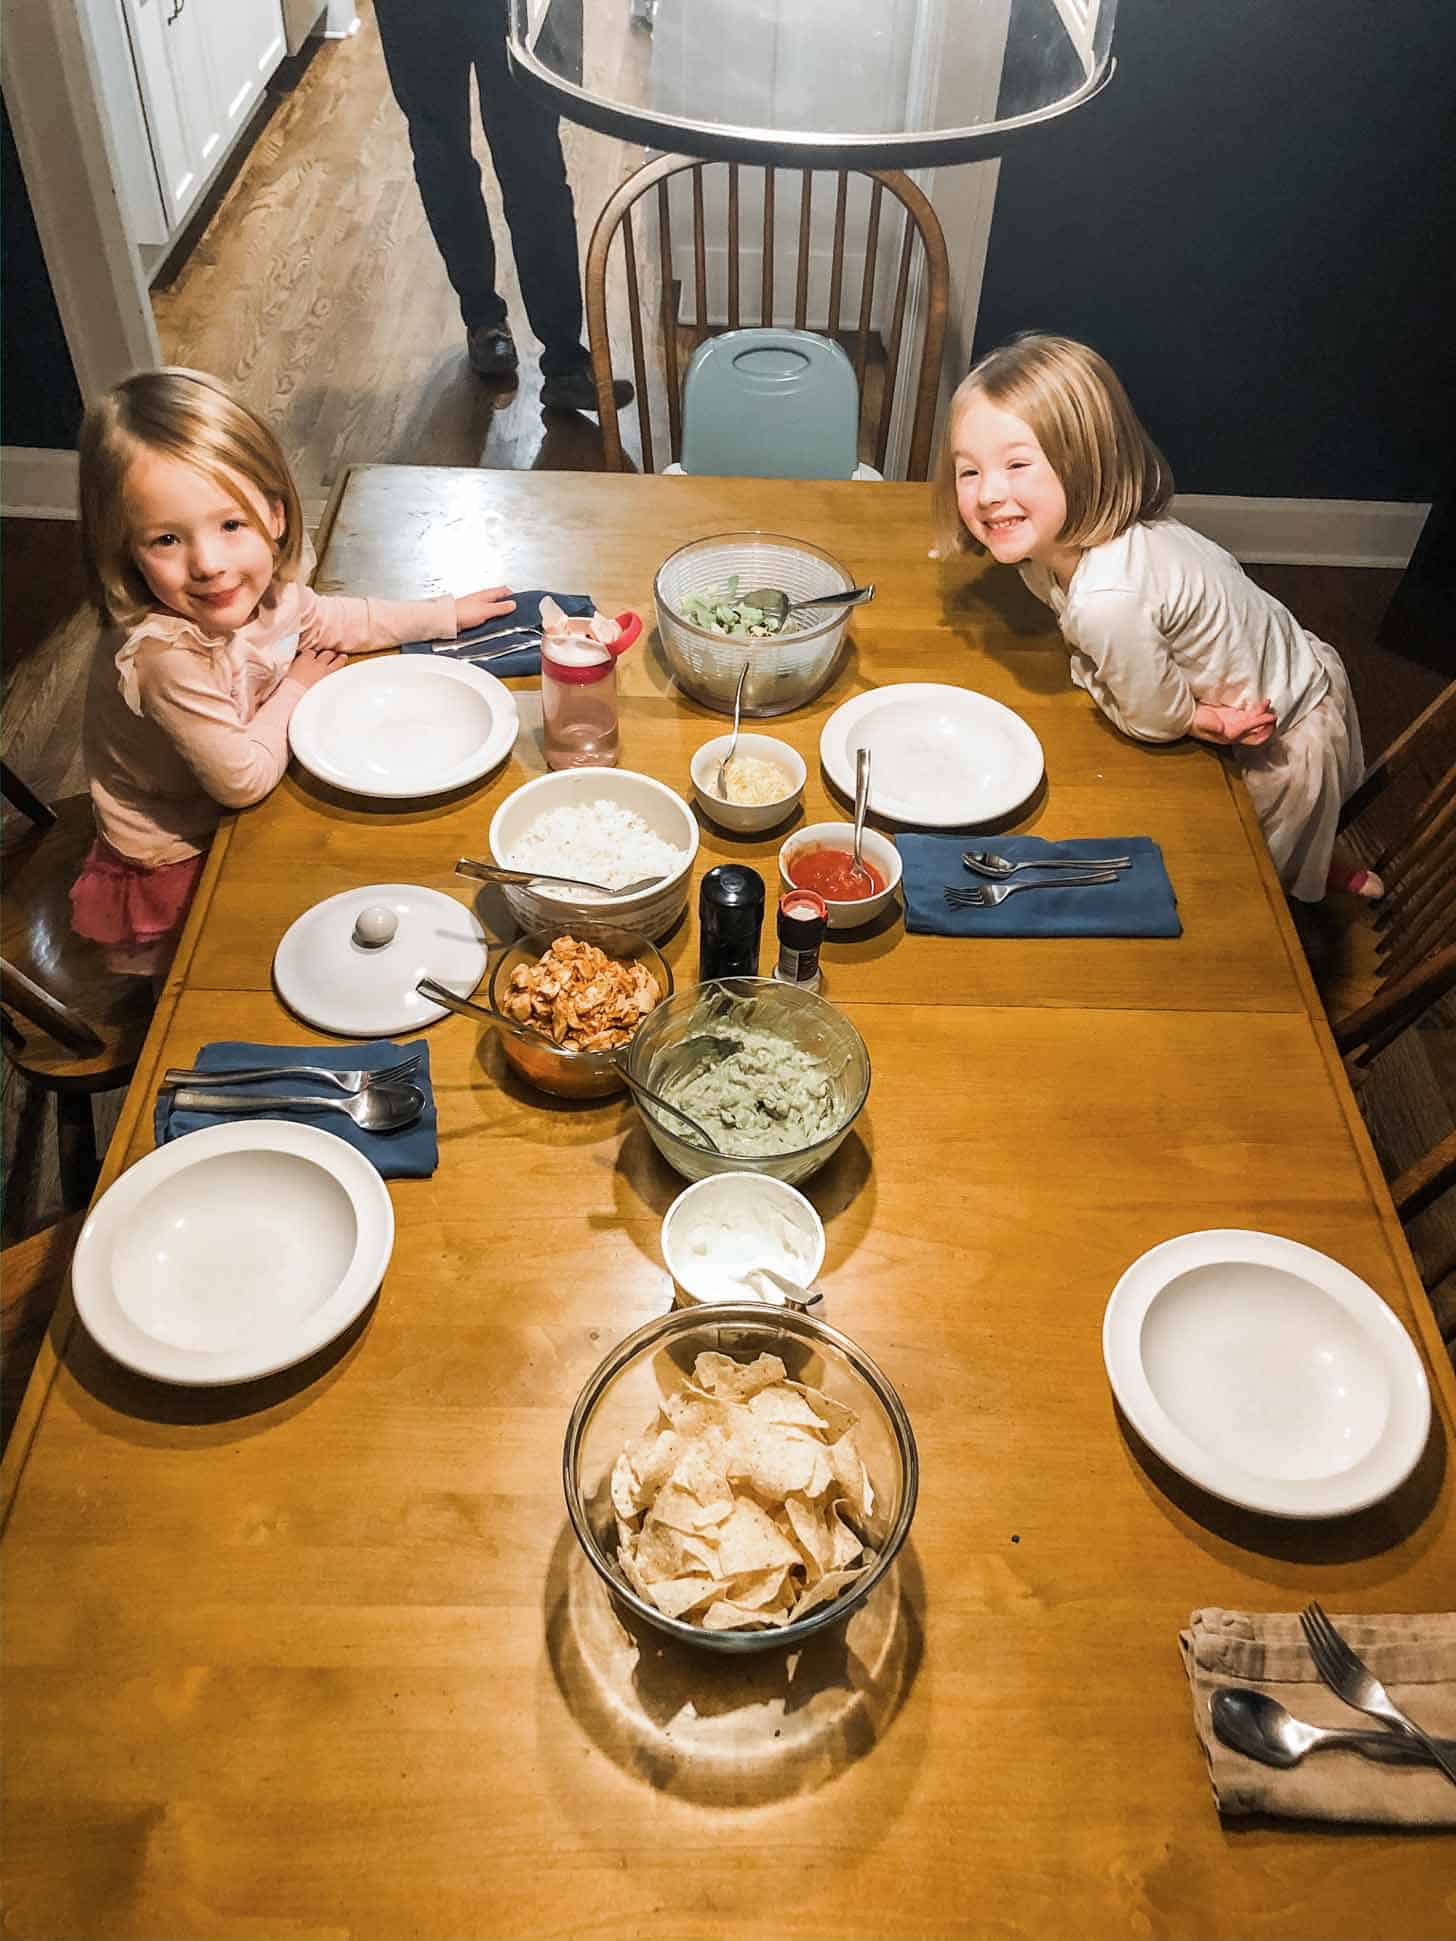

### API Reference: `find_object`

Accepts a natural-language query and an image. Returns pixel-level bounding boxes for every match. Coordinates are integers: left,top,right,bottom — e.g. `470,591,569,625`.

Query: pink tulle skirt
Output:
70,839,205,977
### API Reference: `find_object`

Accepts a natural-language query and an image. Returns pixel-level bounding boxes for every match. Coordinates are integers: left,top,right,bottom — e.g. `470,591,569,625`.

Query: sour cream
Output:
662,1175,826,1307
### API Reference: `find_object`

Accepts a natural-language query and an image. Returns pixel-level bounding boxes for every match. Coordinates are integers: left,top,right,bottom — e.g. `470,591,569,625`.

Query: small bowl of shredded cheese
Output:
689,733,806,833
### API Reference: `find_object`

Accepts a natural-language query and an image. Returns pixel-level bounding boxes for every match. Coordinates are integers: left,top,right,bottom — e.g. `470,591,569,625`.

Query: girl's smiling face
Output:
124,449,282,633
952,394,1077,580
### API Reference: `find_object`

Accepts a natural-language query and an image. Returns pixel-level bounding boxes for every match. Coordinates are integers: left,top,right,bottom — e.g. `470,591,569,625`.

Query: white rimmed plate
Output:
273,883,487,1036
820,683,1044,826
287,654,519,799
1103,1229,1431,1518
72,1120,395,1385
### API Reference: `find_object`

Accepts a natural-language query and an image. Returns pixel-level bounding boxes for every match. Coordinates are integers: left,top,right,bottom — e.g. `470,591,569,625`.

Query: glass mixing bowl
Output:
654,531,854,716
563,1302,918,1654
623,977,871,1185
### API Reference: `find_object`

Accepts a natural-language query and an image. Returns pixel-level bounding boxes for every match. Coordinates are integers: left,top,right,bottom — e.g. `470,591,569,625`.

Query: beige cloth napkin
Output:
1181,1608,1456,1826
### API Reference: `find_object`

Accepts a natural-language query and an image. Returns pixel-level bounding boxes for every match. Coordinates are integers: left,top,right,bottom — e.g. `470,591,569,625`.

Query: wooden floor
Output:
2,1,1451,1365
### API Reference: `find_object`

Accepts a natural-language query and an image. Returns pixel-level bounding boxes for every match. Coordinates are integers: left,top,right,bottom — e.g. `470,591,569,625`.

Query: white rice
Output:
506,799,688,897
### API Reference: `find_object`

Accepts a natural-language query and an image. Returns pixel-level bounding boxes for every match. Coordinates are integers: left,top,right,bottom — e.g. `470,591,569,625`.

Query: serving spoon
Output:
716,661,749,800
744,1265,825,1312
169,1084,425,1132
455,857,665,897
1211,1687,1451,1769
741,582,876,629
849,746,872,890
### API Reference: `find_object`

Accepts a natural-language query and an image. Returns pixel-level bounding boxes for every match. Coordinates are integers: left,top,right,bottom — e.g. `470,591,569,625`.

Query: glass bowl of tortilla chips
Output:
563,1303,918,1653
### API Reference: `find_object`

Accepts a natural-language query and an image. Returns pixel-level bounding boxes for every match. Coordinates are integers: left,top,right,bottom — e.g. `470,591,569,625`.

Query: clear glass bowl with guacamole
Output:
624,977,871,1185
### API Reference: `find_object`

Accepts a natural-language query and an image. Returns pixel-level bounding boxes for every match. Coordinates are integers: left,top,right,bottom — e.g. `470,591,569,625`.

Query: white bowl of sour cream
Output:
660,1172,826,1307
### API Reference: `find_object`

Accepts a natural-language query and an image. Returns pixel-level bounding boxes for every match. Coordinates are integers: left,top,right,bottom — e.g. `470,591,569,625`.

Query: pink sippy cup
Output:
540,609,641,769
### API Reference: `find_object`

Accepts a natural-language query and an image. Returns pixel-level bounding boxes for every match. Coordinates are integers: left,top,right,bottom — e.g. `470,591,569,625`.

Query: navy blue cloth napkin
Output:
155,1039,438,1178
898,834,1182,938
399,589,594,677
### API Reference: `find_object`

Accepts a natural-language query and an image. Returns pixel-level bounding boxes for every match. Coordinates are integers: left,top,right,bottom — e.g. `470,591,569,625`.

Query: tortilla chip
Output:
695,1351,786,1400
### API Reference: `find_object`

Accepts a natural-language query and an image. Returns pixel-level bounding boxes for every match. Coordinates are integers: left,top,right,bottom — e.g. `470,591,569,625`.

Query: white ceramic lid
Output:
273,883,487,1037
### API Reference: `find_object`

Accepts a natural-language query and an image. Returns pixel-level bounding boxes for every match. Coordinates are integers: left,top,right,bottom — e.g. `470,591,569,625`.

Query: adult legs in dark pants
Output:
374,0,630,409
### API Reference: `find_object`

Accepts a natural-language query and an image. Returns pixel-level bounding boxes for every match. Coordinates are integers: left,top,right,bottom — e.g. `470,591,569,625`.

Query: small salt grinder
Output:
773,889,828,991
698,864,765,981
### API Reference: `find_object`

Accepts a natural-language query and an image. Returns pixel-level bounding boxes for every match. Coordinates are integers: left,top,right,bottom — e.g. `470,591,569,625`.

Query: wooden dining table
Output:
3,468,1452,1939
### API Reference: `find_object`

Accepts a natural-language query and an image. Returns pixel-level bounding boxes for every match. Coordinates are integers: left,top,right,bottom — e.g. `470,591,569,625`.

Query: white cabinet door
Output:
116,0,284,235
119,0,221,226
199,0,286,142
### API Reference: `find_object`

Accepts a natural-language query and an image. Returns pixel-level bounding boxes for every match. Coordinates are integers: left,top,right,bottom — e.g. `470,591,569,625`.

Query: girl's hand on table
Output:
289,646,350,689
454,587,517,631
1193,700,1277,747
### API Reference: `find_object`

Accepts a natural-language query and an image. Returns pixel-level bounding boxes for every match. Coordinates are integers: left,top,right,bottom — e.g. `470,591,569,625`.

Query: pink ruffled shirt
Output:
84,571,457,866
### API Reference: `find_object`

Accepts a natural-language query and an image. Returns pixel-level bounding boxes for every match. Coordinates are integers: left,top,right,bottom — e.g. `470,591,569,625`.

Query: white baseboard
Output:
1174,494,1430,569
0,450,1431,570
2,446,80,520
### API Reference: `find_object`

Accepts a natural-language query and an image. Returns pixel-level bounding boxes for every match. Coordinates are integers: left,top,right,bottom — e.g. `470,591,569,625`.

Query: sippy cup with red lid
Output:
540,609,642,769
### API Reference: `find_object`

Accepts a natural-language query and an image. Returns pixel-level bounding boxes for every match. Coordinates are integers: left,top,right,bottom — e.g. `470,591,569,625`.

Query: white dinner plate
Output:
273,883,487,1037
72,1120,395,1385
819,683,1044,827
287,654,519,799
1102,1230,1431,1518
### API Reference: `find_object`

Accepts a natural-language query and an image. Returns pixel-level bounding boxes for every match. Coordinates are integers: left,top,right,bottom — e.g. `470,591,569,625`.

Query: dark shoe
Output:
540,366,633,413
467,325,519,380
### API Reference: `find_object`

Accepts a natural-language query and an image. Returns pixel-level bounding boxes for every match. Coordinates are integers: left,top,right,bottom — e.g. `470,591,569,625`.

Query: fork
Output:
1300,1601,1456,1787
962,849,1132,878
943,870,1123,909
160,1051,422,1093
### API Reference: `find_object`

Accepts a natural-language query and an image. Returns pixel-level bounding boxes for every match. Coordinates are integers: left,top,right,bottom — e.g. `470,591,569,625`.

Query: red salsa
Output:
788,845,886,902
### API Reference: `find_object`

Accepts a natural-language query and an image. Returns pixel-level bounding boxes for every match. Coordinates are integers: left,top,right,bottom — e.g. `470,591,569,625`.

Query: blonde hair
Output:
934,333,1174,558
78,367,304,627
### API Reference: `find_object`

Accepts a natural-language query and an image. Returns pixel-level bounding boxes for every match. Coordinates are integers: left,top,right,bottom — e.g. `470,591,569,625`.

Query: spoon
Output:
415,977,724,1153
1211,1687,1451,1769
716,661,749,800
169,1084,425,1132
456,858,664,897
849,745,872,890
742,582,876,629
744,1264,825,1311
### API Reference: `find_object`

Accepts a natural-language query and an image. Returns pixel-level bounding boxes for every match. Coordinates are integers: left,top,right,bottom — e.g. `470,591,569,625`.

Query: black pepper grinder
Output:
698,864,765,980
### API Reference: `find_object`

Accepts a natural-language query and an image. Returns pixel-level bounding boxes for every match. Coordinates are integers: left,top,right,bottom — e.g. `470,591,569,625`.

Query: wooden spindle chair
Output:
1323,683,1456,1292
585,155,949,480
1333,679,1456,1059
1,763,155,1214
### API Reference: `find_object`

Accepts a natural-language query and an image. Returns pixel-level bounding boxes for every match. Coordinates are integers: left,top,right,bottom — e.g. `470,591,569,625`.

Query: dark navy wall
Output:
973,0,1456,500
2,93,85,452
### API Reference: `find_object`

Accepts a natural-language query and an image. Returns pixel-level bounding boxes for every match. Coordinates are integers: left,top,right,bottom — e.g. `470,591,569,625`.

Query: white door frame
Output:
1,0,160,516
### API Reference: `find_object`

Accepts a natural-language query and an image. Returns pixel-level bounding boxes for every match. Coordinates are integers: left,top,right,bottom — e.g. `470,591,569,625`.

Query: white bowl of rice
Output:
487,768,699,940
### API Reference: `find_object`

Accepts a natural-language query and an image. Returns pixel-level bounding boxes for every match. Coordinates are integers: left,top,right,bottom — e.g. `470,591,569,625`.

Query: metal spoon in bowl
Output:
744,1264,825,1311
169,1084,426,1132
742,582,876,629
455,858,664,897
415,977,724,1153
1211,1687,1451,1769
716,661,749,801
849,745,872,891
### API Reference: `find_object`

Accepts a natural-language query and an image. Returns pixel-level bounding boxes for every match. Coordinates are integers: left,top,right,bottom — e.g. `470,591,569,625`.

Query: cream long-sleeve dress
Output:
1019,519,1364,900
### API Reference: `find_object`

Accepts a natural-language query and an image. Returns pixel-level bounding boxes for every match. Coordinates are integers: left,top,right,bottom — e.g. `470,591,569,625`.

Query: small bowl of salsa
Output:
778,821,902,930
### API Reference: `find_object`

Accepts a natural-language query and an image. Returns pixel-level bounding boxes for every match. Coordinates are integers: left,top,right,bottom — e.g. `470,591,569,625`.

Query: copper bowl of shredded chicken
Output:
486,927,673,1100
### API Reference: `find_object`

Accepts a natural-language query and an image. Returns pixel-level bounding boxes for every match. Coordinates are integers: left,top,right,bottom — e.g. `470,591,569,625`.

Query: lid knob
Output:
353,904,398,949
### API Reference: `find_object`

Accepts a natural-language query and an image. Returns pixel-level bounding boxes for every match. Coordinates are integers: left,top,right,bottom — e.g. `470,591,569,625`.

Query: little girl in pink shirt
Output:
73,367,515,974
